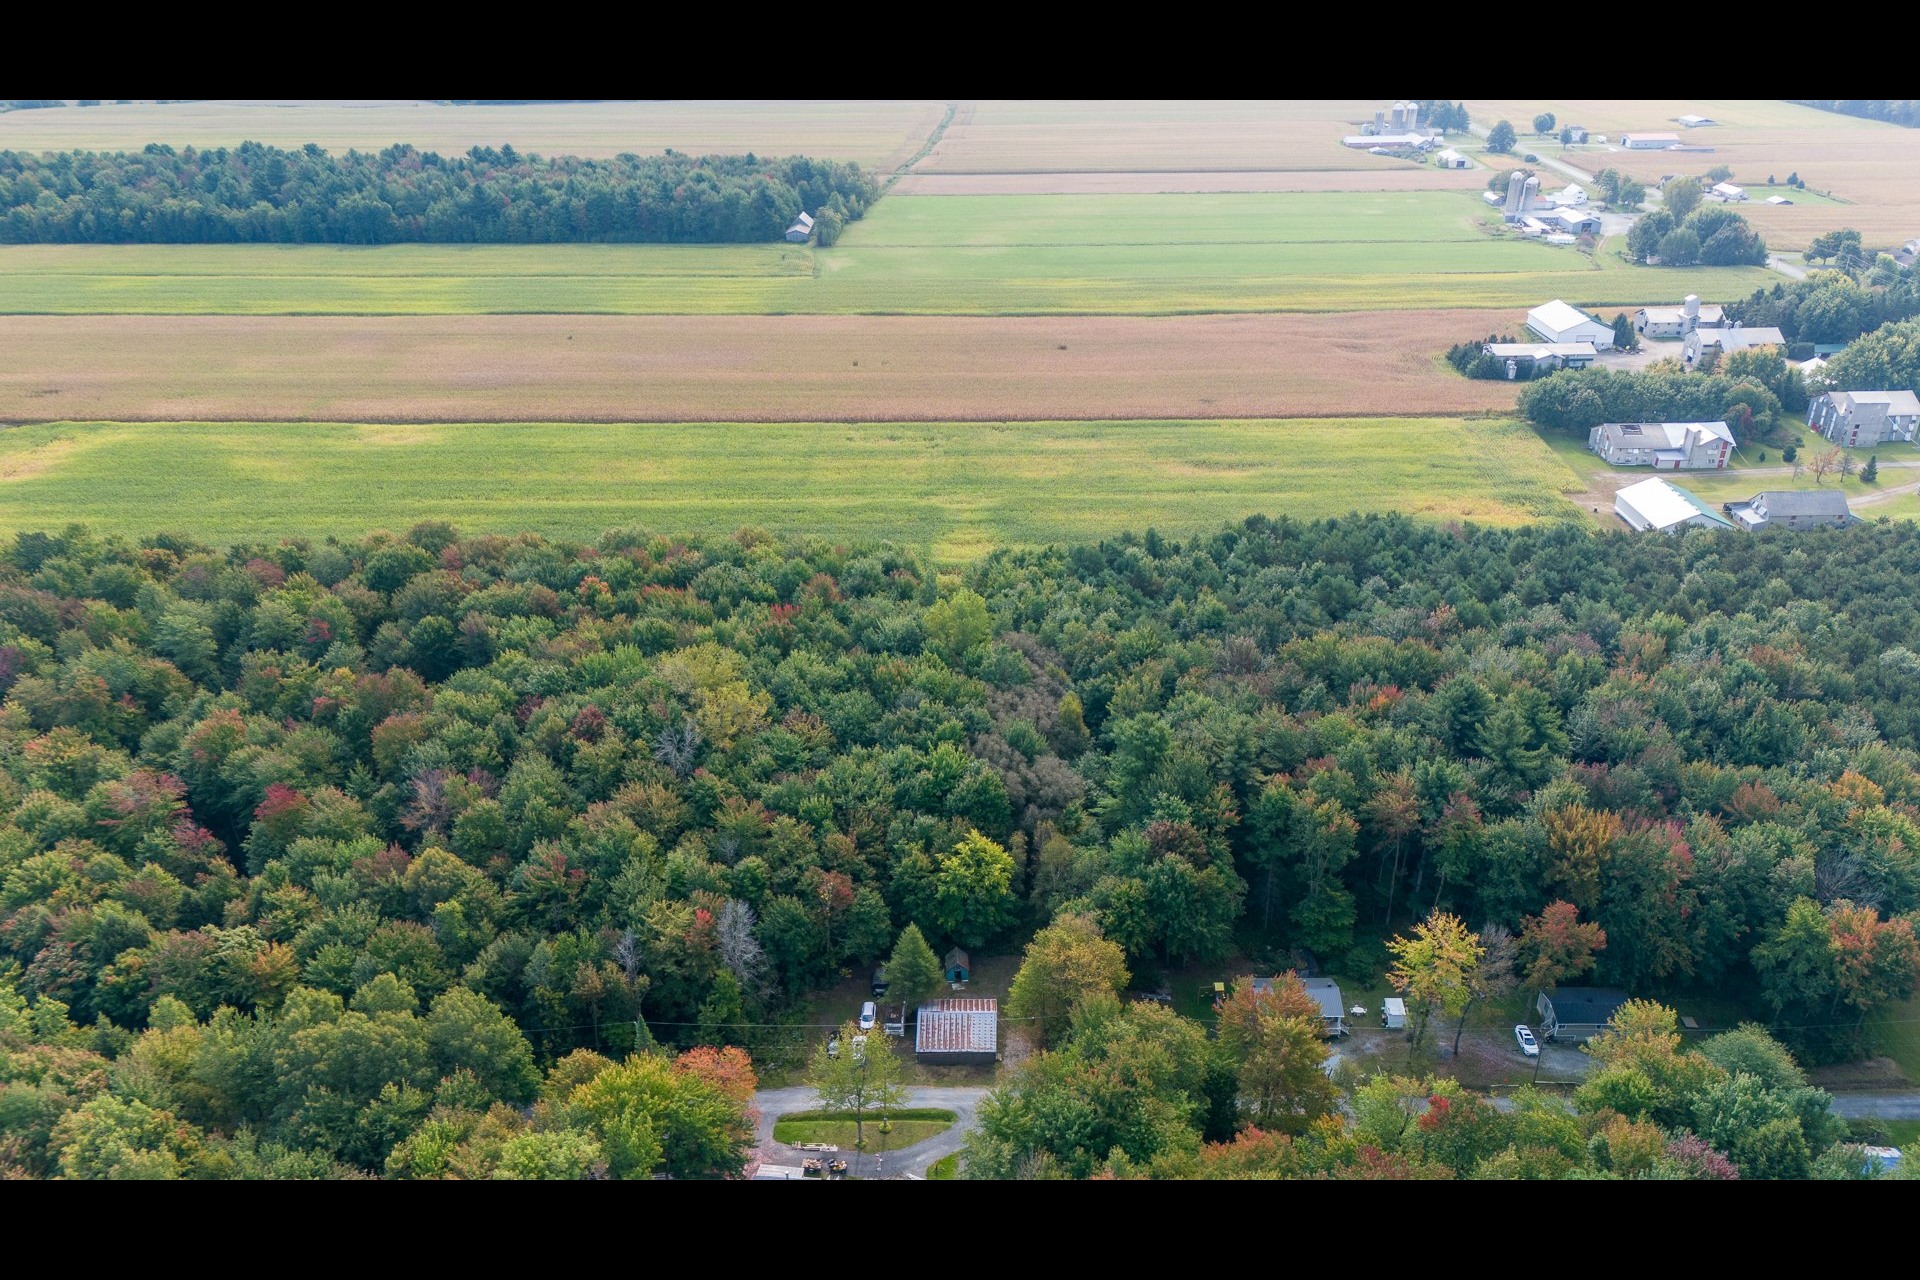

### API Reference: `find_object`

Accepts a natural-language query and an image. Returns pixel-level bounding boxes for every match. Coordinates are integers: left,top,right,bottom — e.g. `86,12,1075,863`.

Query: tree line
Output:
1791,101,1920,129
0,142,877,245
5,512,1920,1175
1731,270,1920,347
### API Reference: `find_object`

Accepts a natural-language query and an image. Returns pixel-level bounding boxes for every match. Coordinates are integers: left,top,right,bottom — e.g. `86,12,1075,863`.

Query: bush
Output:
1782,445,1798,462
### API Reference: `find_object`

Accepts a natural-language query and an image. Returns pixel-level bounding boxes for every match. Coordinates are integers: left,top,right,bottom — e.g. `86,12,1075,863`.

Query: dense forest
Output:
4,515,1920,1177
1791,101,1920,129
0,144,877,244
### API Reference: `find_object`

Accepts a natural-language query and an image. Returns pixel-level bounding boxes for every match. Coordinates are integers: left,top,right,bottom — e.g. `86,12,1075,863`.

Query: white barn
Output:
1623,132,1680,150
1435,148,1469,169
1615,477,1736,533
1526,300,1615,349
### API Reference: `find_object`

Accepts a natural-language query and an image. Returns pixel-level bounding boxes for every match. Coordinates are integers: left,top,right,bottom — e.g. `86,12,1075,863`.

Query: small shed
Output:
915,997,997,1066
784,211,815,243
943,947,971,984
1435,148,1469,170
1381,997,1407,1030
750,1163,809,1180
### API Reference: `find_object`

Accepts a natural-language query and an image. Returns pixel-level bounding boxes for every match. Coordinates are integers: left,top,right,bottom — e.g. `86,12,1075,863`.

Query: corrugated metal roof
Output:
915,999,997,1054
1528,299,1608,336
1617,478,1734,530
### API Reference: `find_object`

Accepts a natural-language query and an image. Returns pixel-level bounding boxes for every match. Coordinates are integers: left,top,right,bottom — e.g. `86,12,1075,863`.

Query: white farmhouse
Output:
1588,421,1735,470
1635,295,1725,338
1526,300,1615,349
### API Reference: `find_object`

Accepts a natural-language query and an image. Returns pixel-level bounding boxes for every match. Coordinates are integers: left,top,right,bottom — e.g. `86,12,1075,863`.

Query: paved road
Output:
752,1084,990,1179
1768,254,1809,280
1830,1092,1920,1119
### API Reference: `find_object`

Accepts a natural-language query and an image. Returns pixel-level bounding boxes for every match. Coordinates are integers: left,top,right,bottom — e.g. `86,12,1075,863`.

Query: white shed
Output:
1614,477,1736,533
1382,998,1407,1030
1526,300,1615,349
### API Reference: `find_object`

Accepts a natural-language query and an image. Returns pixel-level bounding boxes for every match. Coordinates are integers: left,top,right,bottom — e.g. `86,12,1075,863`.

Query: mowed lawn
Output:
0,418,1589,563
0,193,1777,316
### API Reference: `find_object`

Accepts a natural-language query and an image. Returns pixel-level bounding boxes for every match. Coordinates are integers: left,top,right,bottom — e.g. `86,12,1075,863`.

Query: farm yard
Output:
1463,98,1920,250
0,417,1587,563
0,311,1529,424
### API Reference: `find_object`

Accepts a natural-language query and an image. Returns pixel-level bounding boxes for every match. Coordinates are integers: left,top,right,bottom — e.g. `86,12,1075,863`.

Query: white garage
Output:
1526,299,1615,350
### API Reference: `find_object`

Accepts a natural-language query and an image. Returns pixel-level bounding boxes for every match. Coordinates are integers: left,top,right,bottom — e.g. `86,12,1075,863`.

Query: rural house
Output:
1565,126,1589,143
943,947,971,984
1685,326,1785,362
1588,421,1734,469
1623,132,1681,150
1635,294,1725,338
914,997,997,1066
1483,342,1599,374
784,211,815,243
1723,490,1859,531
1526,299,1615,349
1536,988,1629,1042
1809,390,1920,447
1614,477,1736,532
1711,182,1746,202
1250,974,1348,1037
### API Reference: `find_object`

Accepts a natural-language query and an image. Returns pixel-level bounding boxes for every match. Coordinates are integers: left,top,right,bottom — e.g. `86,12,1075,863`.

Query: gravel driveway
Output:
752,1084,991,1179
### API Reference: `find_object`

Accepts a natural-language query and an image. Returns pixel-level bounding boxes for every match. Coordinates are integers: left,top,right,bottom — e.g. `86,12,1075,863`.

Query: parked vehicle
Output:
871,967,889,997
859,1001,877,1032
1514,1024,1540,1057
826,1032,842,1058
850,1035,868,1064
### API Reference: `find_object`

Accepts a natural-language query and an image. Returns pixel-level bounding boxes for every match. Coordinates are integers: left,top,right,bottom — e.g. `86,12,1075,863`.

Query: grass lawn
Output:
927,1153,959,1179
0,417,1591,565
773,1109,955,1153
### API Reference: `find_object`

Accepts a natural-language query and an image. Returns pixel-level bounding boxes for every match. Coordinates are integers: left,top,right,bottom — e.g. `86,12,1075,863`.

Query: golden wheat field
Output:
0,99,944,170
891,167,1489,195
0,311,1528,424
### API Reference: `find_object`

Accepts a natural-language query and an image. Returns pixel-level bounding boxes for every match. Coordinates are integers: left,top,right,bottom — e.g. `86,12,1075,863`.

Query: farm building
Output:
1896,238,1920,268
1685,326,1784,362
1435,148,1469,169
750,1163,809,1180
1565,126,1589,143
784,211,815,243
1723,490,1859,531
1766,195,1794,205
1536,988,1629,1042
1481,190,1505,207
1677,114,1717,128
1539,207,1600,235
943,947,971,984
1343,132,1433,150
1711,182,1746,202
914,997,997,1066
1543,183,1587,208
1526,300,1614,349
1247,975,1348,1036
1614,477,1736,533
1809,390,1920,447
1484,342,1599,373
1635,295,1725,338
1589,421,1734,469
1623,132,1681,150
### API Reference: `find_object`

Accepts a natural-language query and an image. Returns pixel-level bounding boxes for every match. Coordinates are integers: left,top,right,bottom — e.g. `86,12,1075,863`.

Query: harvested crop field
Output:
892,168,1489,195
918,100,1406,173
0,311,1525,423
0,417,1587,562
0,99,944,170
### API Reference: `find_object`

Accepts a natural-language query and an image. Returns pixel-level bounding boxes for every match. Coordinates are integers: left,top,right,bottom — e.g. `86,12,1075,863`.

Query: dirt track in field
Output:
0,312,1525,424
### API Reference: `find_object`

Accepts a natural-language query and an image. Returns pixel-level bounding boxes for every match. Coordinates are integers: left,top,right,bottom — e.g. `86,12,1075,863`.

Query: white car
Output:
859,1001,877,1032
1514,1024,1540,1057
850,1035,868,1064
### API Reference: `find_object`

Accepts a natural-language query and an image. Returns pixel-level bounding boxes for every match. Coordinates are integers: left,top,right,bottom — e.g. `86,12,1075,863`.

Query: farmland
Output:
0,99,944,170
1464,98,1920,250
0,417,1587,563
0,192,1779,316
0,311,1527,424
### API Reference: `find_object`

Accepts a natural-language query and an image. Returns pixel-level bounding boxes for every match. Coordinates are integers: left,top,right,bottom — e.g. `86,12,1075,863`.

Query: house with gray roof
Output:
1484,342,1598,373
1723,490,1859,531
1809,390,1920,448
1250,974,1348,1037
1536,988,1629,1041
1685,325,1785,362
1589,421,1734,469
1635,295,1725,338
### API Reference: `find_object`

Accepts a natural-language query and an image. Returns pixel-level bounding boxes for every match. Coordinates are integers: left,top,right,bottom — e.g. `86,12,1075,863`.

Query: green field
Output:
0,417,1588,563
772,1109,955,1153
0,193,1778,316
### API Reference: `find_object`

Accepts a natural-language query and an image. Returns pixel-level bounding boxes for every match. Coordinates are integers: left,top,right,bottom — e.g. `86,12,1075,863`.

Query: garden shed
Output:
944,947,971,984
